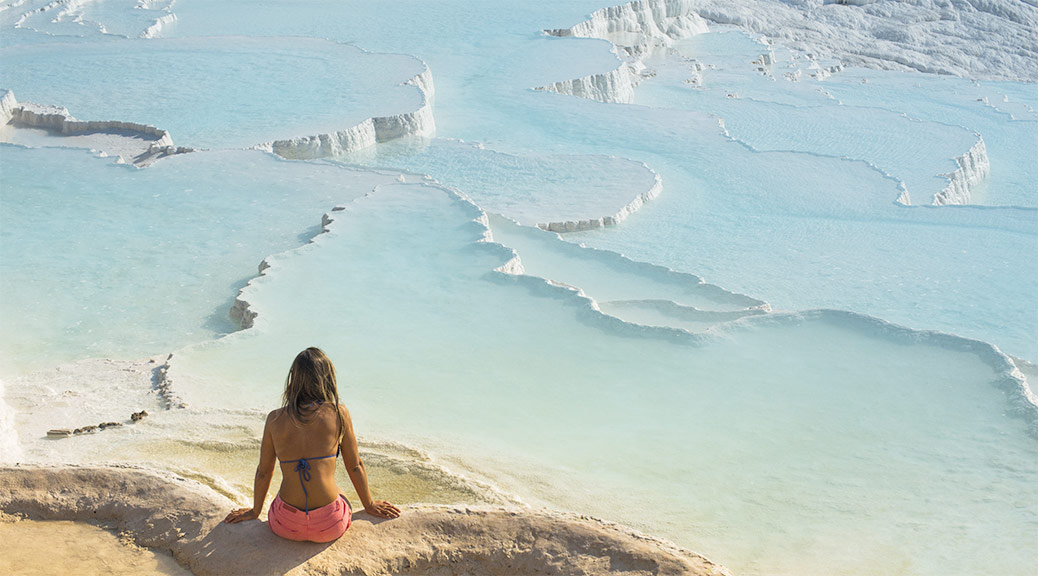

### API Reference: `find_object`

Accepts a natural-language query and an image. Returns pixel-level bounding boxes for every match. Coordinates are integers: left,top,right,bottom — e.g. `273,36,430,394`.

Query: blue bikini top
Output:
280,448,340,514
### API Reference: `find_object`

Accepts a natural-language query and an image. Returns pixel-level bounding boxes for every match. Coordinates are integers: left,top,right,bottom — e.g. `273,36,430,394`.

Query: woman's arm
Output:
340,404,400,519
225,411,278,523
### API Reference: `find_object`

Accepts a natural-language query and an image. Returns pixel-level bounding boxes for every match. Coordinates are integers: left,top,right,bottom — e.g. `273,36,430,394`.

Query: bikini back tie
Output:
281,448,340,514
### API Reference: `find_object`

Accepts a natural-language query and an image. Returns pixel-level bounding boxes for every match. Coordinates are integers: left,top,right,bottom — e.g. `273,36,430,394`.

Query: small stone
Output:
47,429,73,437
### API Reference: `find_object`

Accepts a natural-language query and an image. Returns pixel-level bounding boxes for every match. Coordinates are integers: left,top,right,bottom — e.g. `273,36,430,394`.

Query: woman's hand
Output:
365,500,401,519
224,507,259,524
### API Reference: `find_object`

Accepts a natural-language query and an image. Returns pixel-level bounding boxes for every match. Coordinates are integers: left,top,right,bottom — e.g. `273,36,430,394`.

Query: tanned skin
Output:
224,403,399,523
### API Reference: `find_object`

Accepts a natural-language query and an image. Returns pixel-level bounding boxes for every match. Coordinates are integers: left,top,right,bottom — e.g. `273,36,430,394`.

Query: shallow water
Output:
0,37,426,150
166,182,1037,576
0,146,407,374
339,137,661,228
1,1,1036,575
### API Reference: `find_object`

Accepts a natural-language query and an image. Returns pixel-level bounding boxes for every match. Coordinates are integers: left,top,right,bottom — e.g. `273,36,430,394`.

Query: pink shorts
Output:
268,494,352,543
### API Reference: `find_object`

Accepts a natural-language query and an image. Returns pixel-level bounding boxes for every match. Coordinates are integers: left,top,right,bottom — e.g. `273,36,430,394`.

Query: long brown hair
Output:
282,347,345,440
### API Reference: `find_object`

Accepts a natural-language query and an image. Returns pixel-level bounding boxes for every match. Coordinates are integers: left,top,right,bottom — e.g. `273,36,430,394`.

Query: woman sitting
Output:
224,347,399,542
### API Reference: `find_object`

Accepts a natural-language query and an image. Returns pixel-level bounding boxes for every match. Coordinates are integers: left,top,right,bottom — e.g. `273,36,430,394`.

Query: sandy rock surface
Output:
0,465,729,575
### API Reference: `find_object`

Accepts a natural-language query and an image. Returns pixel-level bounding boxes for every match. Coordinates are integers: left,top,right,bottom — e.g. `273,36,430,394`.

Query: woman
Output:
224,347,400,542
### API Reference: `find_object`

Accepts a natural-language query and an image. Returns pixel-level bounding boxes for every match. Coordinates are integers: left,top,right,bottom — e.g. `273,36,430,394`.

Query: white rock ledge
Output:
11,0,177,40
932,135,990,206
229,258,269,330
535,63,638,104
0,90,18,125
538,169,663,232
538,0,709,104
540,0,1038,106
264,67,436,160
229,204,346,329
0,90,190,167
141,12,177,39
548,0,710,45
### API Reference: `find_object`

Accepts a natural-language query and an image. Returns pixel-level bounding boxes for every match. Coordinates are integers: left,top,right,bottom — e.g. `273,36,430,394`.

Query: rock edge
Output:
0,465,731,576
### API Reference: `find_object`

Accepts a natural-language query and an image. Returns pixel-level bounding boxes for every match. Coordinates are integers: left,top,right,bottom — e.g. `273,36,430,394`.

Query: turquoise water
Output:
1,1,1036,575
0,146,407,374
169,181,1037,576
339,138,662,227
0,37,425,149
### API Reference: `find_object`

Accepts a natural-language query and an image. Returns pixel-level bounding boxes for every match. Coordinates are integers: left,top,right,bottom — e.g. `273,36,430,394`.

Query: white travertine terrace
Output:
543,0,999,208
538,0,1038,103
140,12,176,38
0,90,187,166
491,214,770,314
752,309,1037,436
10,105,171,142
715,107,993,207
535,64,639,104
0,90,17,125
693,0,1038,81
538,164,662,232
6,0,177,39
553,0,710,45
2,59,433,164
229,204,349,330
263,67,436,160
538,0,709,103
933,136,990,206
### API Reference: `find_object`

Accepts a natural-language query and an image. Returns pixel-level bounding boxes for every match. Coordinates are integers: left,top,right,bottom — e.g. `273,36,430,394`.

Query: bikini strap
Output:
283,453,339,515
281,453,337,464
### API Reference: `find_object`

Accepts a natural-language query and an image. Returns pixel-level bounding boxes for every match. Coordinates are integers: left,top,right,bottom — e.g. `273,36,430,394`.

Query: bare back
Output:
267,403,343,511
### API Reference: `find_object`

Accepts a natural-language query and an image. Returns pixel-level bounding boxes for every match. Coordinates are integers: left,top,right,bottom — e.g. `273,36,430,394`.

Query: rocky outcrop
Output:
45,411,147,438
0,465,731,576
153,354,187,410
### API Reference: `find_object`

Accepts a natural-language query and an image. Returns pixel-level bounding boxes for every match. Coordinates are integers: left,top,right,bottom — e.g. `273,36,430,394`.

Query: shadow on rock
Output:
187,521,332,576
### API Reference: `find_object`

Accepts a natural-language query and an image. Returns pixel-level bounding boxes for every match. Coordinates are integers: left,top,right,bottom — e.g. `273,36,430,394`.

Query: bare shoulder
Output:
265,408,285,427
337,403,352,421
